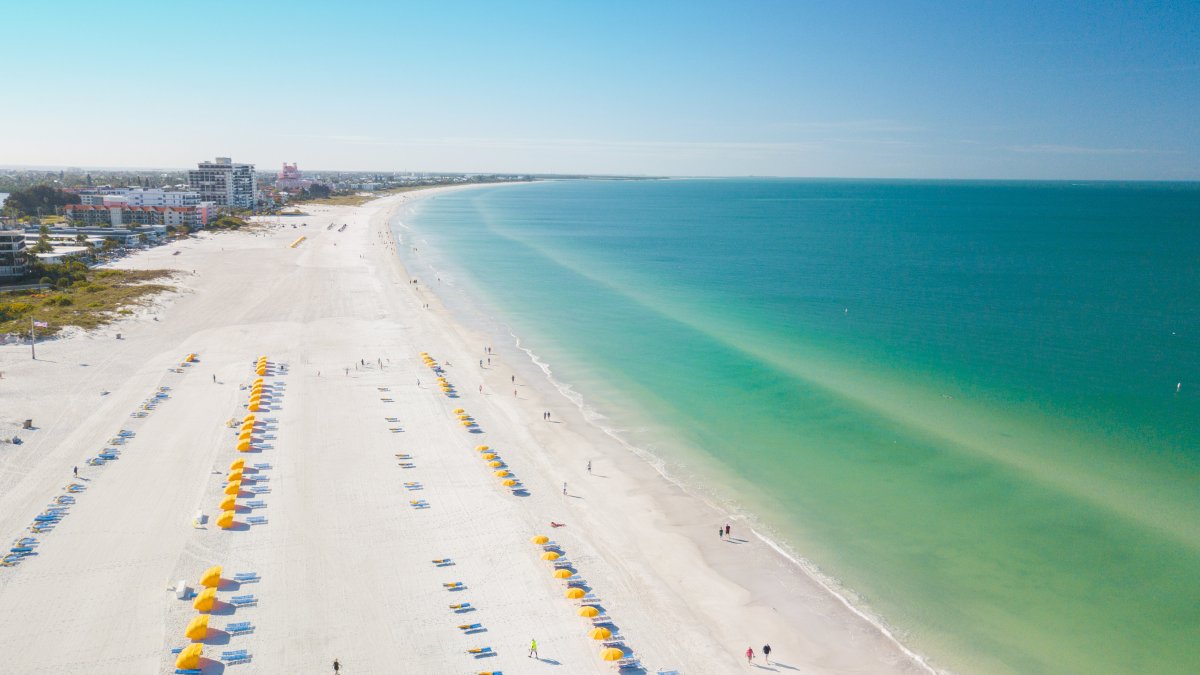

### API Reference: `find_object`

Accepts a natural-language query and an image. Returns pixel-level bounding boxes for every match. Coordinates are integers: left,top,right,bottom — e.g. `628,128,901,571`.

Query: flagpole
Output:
30,316,36,360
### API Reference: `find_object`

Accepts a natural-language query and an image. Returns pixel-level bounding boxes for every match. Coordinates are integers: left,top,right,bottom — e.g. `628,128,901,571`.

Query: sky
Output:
0,1,1197,179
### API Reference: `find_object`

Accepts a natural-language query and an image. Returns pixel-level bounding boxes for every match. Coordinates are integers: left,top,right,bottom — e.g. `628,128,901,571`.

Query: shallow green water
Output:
397,179,1200,674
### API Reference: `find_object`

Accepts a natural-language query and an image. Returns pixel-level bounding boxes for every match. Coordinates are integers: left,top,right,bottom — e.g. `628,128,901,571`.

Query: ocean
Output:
393,179,1200,674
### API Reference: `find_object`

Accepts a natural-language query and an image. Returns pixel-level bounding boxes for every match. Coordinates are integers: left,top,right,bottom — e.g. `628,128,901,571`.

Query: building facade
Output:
187,157,257,209
275,162,312,191
0,227,28,279
63,204,214,228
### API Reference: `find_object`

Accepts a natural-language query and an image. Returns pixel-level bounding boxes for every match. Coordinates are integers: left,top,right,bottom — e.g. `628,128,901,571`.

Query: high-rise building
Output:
0,226,28,279
187,157,257,209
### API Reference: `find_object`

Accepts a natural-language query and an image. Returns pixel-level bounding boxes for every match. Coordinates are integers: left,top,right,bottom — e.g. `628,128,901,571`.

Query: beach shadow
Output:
453,607,475,614
537,658,562,665
567,494,583,499
590,474,610,479
202,628,232,645
208,601,236,616
768,661,799,671
751,665,779,672
195,657,226,674
726,537,750,544
217,579,242,592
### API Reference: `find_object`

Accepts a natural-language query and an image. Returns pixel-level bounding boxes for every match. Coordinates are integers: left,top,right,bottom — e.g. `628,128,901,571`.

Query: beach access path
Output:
0,189,926,673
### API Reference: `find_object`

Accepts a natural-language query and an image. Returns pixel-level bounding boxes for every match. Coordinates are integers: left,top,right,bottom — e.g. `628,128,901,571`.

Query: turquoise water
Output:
397,179,1200,674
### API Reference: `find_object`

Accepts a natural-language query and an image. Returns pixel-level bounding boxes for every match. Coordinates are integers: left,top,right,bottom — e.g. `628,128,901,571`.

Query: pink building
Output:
275,162,312,191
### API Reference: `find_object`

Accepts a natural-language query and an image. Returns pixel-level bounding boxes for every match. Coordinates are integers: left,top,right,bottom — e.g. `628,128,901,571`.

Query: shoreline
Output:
384,185,936,672
0,186,929,673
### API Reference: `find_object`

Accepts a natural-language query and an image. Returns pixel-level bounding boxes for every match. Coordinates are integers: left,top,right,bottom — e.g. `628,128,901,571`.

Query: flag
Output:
33,321,48,328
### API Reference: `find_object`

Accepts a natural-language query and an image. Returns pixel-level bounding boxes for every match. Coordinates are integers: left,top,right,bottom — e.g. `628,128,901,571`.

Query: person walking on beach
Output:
333,658,340,673
562,482,567,495
746,646,755,663
725,524,731,537
587,460,591,474
719,527,724,539
212,374,216,383
529,638,538,658
73,466,78,478
763,644,772,664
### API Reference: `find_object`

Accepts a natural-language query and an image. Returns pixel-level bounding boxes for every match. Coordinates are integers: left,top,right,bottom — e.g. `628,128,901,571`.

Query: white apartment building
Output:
187,157,257,209
78,188,202,207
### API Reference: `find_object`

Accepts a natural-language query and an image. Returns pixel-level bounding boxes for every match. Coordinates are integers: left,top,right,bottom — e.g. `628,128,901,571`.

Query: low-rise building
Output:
62,203,215,228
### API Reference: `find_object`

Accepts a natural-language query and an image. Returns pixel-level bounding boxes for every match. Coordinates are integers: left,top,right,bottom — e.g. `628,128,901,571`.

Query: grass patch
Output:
0,269,174,336
296,185,441,207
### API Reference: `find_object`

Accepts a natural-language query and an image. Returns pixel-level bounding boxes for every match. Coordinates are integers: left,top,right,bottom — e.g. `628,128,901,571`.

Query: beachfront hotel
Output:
77,188,203,208
63,203,215,228
187,157,257,209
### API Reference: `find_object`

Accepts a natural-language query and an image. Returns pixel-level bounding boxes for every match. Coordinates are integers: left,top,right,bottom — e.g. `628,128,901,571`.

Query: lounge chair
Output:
432,558,453,566
222,648,252,664
448,602,472,610
467,647,494,656
246,516,267,525
399,463,415,468
443,582,464,589
248,486,270,494
253,463,271,469
226,621,255,634
458,623,483,631
246,500,266,508
233,572,259,583
617,658,642,670
176,669,202,674
230,594,257,606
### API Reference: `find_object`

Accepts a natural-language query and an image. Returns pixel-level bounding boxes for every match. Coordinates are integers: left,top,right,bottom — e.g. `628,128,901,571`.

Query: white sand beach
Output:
0,188,928,674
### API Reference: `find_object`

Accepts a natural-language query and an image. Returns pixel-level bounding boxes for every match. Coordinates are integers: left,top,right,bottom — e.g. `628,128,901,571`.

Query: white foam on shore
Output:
392,195,940,674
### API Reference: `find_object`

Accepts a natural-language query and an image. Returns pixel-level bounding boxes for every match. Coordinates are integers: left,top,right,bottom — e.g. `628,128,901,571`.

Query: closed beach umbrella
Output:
579,605,600,618
565,586,585,597
219,495,236,511
541,551,560,561
192,587,217,612
600,647,624,661
237,440,251,451
494,470,509,477
230,459,245,470
199,565,222,588
531,535,549,544
217,510,235,529
184,614,209,640
555,569,574,580
224,482,241,495
175,643,203,669
503,479,517,487
589,627,612,640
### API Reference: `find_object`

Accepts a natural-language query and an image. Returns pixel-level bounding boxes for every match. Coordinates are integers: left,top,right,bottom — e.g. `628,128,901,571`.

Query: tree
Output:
2,185,80,217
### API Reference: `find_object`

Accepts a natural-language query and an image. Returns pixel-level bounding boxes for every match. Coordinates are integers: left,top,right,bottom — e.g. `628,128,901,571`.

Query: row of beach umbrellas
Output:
530,535,628,663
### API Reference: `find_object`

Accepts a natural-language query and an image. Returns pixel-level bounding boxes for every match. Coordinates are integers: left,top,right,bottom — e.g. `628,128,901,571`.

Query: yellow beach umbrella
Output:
230,459,245,470
531,534,549,544
579,605,600,618
237,440,251,451
600,647,624,661
481,453,495,460
589,627,612,640
248,403,260,412
199,565,222,588
242,414,255,423
489,461,504,468
255,369,266,376
227,471,243,483
461,421,473,427
494,470,509,477
475,444,488,451
541,551,560,561
192,587,216,612
175,643,203,669
219,495,236,511
565,586,585,597
224,482,241,495
555,569,575,580
216,510,235,529
184,614,209,640
503,479,517,487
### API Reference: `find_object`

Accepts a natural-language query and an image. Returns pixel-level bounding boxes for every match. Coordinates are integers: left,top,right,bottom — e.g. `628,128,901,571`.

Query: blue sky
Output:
1,1,1196,178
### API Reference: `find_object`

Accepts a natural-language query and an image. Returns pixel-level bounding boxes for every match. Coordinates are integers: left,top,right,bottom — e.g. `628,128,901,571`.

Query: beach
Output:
0,187,926,674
